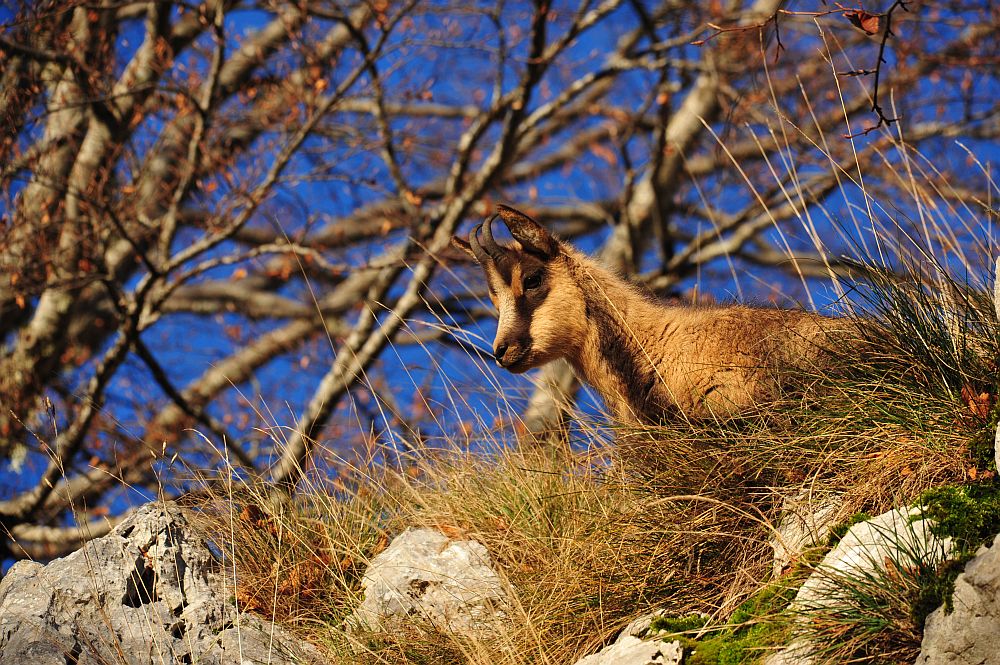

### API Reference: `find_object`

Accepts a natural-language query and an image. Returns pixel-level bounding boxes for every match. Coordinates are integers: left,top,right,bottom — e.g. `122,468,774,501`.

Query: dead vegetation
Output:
191,299,992,663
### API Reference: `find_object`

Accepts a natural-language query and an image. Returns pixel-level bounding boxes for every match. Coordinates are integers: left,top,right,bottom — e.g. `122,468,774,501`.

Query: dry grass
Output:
188,324,988,663
185,256,998,664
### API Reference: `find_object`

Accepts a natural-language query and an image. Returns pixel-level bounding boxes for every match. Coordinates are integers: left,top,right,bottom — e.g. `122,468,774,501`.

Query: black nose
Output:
494,343,508,364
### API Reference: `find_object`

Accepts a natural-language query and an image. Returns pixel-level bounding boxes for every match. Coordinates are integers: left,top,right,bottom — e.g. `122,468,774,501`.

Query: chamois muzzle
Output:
493,341,529,371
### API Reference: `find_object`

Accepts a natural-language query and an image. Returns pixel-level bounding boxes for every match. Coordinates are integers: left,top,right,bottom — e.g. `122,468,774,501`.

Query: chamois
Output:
452,205,832,423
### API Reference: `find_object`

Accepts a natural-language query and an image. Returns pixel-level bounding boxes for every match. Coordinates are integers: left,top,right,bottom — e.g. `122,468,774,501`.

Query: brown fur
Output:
453,205,833,424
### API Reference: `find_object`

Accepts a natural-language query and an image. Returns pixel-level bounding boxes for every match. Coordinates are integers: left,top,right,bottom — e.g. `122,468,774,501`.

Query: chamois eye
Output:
523,272,543,291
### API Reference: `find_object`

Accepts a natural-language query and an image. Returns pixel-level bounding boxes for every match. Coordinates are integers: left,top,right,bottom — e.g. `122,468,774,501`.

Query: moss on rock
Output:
912,480,1000,625
648,577,800,664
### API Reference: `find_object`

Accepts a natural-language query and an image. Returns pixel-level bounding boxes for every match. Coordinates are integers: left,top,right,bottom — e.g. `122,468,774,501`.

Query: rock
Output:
572,636,684,665
617,609,668,643
350,527,511,639
0,502,322,665
994,256,1000,473
769,491,841,578
792,507,952,611
916,533,1000,664
762,638,813,665
765,507,954,665
994,420,999,483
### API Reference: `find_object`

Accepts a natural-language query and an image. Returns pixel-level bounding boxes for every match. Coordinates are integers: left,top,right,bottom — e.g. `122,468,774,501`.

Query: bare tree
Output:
1,0,997,560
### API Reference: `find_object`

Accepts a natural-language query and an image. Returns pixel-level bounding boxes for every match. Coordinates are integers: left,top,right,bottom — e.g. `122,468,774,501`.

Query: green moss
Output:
920,481,1000,551
649,613,709,634
911,480,1000,626
910,558,966,622
968,431,998,472
730,576,799,625
650,578,799,664
682,622,786,665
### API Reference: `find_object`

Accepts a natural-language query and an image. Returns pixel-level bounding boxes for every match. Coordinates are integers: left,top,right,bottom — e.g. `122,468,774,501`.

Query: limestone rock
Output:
770,491,841,578
572,636,684,665
762,638,813,665
994,420,999,484
765,507,953,665
351,527,511,639
792,507,952,611
994,256,1000,474
0,502,322,665
916,533,1000,664
617,609,668,643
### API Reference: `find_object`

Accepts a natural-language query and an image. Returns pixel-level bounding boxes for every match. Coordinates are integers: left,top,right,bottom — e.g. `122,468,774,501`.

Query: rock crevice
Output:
0,502,322,665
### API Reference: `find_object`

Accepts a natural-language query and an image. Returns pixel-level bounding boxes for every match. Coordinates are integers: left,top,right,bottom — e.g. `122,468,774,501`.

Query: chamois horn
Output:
470,214,506,264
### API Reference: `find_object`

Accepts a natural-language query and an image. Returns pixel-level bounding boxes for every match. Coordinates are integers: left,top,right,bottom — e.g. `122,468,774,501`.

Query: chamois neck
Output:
570,253,666,344
564,251,673,422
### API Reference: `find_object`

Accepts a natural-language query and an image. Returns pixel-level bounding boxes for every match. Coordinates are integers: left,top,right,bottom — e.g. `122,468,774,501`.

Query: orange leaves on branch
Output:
265,257,295,280
403,190,423,207
373,0,389,27
843,8,882,35
174,92,191,114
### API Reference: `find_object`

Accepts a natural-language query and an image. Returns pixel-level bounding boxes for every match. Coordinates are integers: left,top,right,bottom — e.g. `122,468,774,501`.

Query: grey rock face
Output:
995,257,1000,475
0,502,322,665
350,527,511,639
769,492,841,578
916,533,1000,664
572,636,684,665
617,610,669,643
765,507,954,665
762,638,813,665
791,507,952,613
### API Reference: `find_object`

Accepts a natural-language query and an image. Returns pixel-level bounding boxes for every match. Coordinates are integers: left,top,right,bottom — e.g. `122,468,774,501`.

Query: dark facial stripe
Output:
577,270,670,422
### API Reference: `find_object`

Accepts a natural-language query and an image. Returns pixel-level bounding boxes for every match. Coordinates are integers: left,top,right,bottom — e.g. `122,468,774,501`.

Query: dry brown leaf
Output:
591,143,617,166
844,9,881,35
961,384,992,420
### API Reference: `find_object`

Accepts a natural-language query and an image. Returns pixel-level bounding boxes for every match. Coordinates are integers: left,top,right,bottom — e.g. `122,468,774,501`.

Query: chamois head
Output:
452,205,588,373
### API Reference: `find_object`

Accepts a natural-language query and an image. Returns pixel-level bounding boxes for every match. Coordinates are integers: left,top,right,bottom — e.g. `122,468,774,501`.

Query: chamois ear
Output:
496,204,557,259
450,235,478,262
